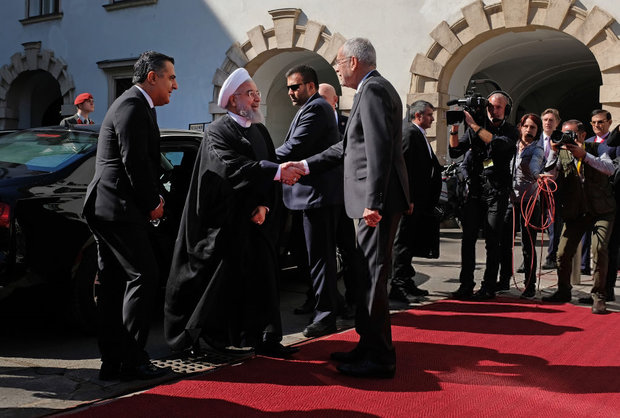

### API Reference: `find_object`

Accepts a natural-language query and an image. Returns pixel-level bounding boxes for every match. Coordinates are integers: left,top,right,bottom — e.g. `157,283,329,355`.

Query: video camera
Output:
550,129,578,147
446,95,488,125
446,79,503,126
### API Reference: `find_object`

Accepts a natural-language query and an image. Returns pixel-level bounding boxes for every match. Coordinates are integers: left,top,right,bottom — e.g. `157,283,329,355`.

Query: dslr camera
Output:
550,129,578,147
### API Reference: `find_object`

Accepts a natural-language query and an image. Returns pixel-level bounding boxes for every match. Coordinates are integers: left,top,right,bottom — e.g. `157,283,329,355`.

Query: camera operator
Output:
541,120,616,314
449,92,518,300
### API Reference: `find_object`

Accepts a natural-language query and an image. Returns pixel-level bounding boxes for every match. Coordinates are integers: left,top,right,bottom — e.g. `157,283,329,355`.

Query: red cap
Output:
74,93,93,105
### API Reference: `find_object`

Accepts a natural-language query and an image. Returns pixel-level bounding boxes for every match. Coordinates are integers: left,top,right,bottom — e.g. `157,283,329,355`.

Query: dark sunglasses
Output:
287,82,308,91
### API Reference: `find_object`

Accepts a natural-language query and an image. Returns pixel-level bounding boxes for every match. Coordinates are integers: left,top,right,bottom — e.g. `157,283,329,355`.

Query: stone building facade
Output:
1,0,620,161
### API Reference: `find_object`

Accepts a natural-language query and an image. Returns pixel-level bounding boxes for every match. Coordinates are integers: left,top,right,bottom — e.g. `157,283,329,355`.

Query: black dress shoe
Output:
581,268,591,275
542,260,557,270
255,342,299,358
496,279,510,291
330,347,367,363
451,285,474,300
303,320,337,338
120,362,171,381
578,294,615,304
294,298,315,315
400,279,429,297
337,359,395,379
388,285,409,303
520,286,536,299
98,362,121,381
542,290,572,303
471,288,495,301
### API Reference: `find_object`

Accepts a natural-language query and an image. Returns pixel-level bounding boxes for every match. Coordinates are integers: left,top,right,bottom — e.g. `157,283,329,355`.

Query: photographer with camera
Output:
541,119,616,314
449,92,518,300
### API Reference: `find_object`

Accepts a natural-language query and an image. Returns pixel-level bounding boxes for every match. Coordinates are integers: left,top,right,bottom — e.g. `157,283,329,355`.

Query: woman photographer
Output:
498,113,545,298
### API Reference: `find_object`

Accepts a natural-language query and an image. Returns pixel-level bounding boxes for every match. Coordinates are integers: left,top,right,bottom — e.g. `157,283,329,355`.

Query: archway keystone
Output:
209,8,347,118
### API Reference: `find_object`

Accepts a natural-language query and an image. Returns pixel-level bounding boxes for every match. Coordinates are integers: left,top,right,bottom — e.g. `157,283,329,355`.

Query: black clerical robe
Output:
164,115,283,351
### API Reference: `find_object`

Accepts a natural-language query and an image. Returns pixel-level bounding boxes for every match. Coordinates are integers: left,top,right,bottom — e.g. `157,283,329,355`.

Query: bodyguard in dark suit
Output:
83,51,177,381
390,101,442,302
297,38,409,378
276,65,344,338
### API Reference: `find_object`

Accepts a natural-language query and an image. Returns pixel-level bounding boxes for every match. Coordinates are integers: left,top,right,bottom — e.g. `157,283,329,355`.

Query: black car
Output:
0,125,202,330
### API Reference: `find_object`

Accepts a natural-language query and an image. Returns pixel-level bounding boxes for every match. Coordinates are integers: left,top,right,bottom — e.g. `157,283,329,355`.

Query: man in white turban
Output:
164,68,303,358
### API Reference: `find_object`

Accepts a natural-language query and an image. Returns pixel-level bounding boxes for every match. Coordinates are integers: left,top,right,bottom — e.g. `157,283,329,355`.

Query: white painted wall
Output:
1,0,620,129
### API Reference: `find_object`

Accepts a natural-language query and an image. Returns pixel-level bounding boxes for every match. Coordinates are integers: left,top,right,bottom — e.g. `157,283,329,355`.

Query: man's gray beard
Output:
238,103,263,123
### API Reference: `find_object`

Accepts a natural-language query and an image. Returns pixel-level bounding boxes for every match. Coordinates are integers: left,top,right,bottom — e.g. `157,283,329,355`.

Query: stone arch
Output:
0,41,76,129
208,8,348,118
408,0,620,161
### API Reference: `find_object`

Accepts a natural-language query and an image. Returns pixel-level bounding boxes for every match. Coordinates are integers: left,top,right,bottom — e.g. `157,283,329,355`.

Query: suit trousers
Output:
354,211,401,365
303,205,340,324
391,210,421,283
557,212,614,297
606,210,620,296
545,196,564,264
336,207,363,306
459,187,509,291
499,205,539,288
88,218,159,367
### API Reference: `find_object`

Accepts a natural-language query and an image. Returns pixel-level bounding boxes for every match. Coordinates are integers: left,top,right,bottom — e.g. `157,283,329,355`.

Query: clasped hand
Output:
251,205,268,225
280,161,306,185
363,208,382,227
149,196,165,220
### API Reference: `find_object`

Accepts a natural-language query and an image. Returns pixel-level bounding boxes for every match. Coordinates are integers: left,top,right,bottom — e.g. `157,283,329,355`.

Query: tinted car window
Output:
0,130,98,172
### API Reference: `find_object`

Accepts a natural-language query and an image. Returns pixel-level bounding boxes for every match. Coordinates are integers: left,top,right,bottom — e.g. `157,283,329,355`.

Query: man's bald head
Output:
319,83,338,111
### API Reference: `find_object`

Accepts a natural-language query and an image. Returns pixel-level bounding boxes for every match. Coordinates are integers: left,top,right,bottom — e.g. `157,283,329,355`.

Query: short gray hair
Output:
342,38,376,67
409,100,433,120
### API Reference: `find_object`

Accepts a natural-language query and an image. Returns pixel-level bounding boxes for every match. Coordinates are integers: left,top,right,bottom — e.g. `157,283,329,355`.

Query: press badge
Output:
483,158,494,169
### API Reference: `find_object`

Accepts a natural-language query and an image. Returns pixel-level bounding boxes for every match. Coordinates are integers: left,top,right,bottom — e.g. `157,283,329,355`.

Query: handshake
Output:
279,161,307,185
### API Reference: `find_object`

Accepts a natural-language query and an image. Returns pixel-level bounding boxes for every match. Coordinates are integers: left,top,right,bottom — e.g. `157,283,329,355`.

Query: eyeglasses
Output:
287,82,308,91
234,90,261,99
591,120,609,125
336,56,351,66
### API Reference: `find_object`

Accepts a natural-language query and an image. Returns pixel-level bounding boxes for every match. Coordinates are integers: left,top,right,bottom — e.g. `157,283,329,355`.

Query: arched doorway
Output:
449,29,600,130
209,8,348,142
409,0,620,163
7,70,62,128
254,50,340,147
0,42,76,129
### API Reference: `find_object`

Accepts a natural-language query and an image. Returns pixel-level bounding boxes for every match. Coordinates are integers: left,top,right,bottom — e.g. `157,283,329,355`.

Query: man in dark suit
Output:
83,51,177,381
389,100,442,303
295,38,409,378
276,65,344,338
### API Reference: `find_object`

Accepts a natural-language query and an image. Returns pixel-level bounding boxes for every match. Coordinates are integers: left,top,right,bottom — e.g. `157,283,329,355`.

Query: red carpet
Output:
69,298,620,417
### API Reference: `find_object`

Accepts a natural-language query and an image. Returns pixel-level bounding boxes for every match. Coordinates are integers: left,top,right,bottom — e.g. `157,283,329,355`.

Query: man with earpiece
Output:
448,91,519,301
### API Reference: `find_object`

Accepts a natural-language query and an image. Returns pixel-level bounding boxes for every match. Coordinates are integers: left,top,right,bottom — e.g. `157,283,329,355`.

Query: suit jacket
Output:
60,114,94,127
83,86,161,223
306,70,409,218
403,121,442,213
554,142,616,220
276,92,343,210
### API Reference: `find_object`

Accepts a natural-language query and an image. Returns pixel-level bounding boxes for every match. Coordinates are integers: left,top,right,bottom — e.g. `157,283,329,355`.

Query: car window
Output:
0,131,98,172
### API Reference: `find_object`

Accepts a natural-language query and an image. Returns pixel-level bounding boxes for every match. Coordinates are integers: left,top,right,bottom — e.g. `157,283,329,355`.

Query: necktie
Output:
150,107,158,125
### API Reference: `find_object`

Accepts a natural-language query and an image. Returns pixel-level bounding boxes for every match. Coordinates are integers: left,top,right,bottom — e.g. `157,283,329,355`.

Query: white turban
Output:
217,68,252,109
